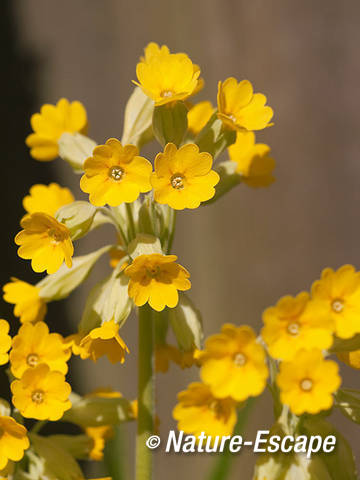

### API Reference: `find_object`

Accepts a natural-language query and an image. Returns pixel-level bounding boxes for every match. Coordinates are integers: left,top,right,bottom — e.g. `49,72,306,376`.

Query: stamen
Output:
161,91,173,98
26,353,39,368
287,322,300,336
147,265,161,278
300,378,313,392
171,174,185,190
109,166,124,181
233,353,246,367
332,299,344,313
31,390,44,404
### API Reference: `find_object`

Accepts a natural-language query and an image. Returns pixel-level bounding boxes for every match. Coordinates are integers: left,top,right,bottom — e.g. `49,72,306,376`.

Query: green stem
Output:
207,398,256,480
136,305,154,480
31,420,47,434
126,203,137,241
166,209,176,254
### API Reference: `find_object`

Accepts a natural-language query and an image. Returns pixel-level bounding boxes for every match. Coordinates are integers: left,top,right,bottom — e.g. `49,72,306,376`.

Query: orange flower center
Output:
300,378,313,392
26,353,39,367
287,322,300,336
233,352,246,367
332,299,344,313
109,166,125,182
32,390,45,404
171,174,185,190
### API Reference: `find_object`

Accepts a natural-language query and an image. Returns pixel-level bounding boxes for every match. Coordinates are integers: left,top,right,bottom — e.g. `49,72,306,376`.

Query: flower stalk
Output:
136,304,155,480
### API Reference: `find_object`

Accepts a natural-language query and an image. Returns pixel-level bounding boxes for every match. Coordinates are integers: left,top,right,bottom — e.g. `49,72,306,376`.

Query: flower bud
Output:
58,132,97,172
153,102,188,147
195,113,236,158
56,201,99,240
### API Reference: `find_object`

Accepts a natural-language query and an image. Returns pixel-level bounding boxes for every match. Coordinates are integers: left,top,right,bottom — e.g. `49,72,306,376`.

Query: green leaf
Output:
37,245,112,301
335,388,360,424
153,102,188,147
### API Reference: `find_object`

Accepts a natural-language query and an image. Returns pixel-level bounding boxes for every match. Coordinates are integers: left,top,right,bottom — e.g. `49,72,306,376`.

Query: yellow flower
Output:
187,101,214,136
261,292,334,361
338,350,360,369
173,382,237,439
26,98,87,161
86,425,113,461
23,183,74,217
198,324,268,401
155,344,181,373
0,320,11,366
0,416,29,469
80,138,152,207
135,44,201,106
276,349,341,415
15,213,73,274
217,77,273,131
125,253,191,311
228,131,275,187
151,143,219,210
64,332,90,359
80,320,129,364
10,322,71,378
309,264,360,339
11,363,71,421
3,278,47,324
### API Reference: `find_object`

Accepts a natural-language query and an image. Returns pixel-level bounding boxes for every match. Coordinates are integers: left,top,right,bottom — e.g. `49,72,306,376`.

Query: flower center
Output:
233,352,246,367
161,90,173,98
228,113,237,123
332,299,344,313
300,378,313,392
26,353,39,367
109,166,125,182
287,322,300,336
146,265,161,278
31,390,45,404
48,228,65,243
171,174,185,190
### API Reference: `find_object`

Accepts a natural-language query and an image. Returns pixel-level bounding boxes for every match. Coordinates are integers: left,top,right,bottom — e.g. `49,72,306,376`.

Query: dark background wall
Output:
2,0,360,478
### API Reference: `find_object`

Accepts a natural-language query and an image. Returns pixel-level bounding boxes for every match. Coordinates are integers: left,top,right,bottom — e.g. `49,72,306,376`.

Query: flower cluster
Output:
2,40,357,480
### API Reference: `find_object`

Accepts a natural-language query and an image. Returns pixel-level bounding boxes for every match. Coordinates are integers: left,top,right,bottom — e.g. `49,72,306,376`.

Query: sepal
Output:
169,293,203,351
58,132,97,172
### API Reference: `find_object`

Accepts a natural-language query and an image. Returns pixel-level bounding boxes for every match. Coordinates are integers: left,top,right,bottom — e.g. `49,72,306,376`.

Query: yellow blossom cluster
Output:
261,264,360,415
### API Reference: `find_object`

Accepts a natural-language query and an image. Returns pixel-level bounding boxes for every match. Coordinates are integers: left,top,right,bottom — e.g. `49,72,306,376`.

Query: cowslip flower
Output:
173,382,237,439
228,131,275,187
80,320,129,364
0,320,11,365
64,332,90,359
23,183,74,217
125,253,191,311
261,292,334,361
276,349,341,415
135,44,201,106
198,324,268,401
155,344,182,373
11,363,72,421
187,101,214,136
80,138,152,206
10,322,71,378
151,143,219,210
3,278,47,323
86,426,113,461
338,350,360,369
309,264,360,339
217,77,273,131
26,98,87,161
15,213,73,274
0,416,29,469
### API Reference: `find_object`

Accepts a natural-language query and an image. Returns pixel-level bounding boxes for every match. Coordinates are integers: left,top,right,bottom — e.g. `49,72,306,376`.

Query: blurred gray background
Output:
2,0,360,478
